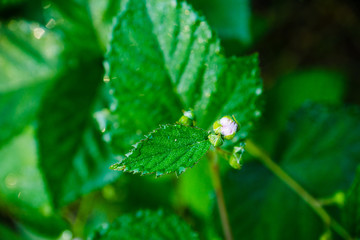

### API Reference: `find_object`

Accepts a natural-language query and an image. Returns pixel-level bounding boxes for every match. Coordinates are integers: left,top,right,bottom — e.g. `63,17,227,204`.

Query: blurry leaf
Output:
88,209,199,240
219,162,273,239
343,167,360,238
189,0,252,44
0,20,61,91
270,69,346,128
177,159,214,218
0,83,46,148
111,124,211,176
37,59,119,207
276,103,360,195
104,0,262,156
0,20,62,146
223,103,360,240
0,127,67,236
258,103,360,240
44,0,102,55
0,223,23,240
89,0,128,51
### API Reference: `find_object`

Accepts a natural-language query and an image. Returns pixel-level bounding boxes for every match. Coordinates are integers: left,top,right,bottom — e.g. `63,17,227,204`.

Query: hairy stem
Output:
208,150,233,240
245,139,353,240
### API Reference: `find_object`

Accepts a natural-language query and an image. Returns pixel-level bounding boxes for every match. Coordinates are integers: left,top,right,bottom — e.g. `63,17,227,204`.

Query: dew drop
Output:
5,173,17,189
33,27,45,39
103,133,111,142
103,76,110,82
255,88,262,95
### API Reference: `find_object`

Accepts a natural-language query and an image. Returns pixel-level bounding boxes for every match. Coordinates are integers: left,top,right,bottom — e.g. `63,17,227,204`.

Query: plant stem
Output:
208,150,233,240
245,139,353,240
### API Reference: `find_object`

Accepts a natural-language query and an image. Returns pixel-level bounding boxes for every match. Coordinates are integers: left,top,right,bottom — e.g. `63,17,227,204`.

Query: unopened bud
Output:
208,133,223,147
213,116,239,140
228,143,245,170
177,109,195,126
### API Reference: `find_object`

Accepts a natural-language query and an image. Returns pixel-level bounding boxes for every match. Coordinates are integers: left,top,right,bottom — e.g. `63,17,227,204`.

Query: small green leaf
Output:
343,167,360,238
111,124,211,176
89,209,199,240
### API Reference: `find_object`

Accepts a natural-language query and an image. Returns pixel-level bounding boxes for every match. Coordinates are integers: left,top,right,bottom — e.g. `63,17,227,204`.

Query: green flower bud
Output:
228,143,245,170
178,115,194,126
208,133,223,147
177,109,195,126
213,120,222,134
229,156,241,169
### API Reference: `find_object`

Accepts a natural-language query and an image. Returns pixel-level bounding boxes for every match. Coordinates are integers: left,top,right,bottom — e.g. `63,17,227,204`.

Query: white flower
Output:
220,117,238,137
213,116,239,140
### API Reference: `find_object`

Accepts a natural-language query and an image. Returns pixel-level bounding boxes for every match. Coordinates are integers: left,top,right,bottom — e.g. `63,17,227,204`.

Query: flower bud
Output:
228,143,245,170
178,115,193,126
177,109,195,126
208,133,223,147
229,156,241,169
213,120,222,134
213,116,239,140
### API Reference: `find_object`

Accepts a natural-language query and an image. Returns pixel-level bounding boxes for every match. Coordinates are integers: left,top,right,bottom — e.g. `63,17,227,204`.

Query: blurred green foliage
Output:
0,0,359,239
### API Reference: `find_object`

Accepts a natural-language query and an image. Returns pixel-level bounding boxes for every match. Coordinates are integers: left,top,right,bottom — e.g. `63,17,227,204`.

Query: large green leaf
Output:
43,0,102,55
88,209,199,240
0,20,62,146
223,103,360,240
189,0,252,44
37,59,119,207
89,0,128,51
343,167,360,238
104,0,261,157
111,124,211,176
259,104,360,239
0,127,67,236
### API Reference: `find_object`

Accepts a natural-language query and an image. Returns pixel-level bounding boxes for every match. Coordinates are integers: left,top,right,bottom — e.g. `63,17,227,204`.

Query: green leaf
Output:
189,0,252,44
37,59,119,207
104,0,261,156
43,0,102,54
223,103,360,240
0,20,62,146
177,159,213,218
343,167,360,238
0,127,67,236
258,104,360,240
89,0,128,51
269,68,346,129
88,209,199,240
110,124,211,176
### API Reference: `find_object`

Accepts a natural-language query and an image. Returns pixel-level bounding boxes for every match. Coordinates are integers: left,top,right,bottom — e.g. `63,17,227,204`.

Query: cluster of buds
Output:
209,116,239,147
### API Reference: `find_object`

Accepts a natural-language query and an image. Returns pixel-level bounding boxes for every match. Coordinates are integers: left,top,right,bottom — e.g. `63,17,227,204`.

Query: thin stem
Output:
216,147,231,161
245,139,353,240
208,151,233,240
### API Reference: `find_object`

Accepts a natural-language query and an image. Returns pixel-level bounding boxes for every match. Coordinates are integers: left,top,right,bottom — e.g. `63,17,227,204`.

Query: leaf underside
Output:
89,209,199,240
110,124,211,176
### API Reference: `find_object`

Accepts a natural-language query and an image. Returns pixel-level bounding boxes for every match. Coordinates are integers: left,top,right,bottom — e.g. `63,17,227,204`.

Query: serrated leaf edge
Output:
110,124,210,177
